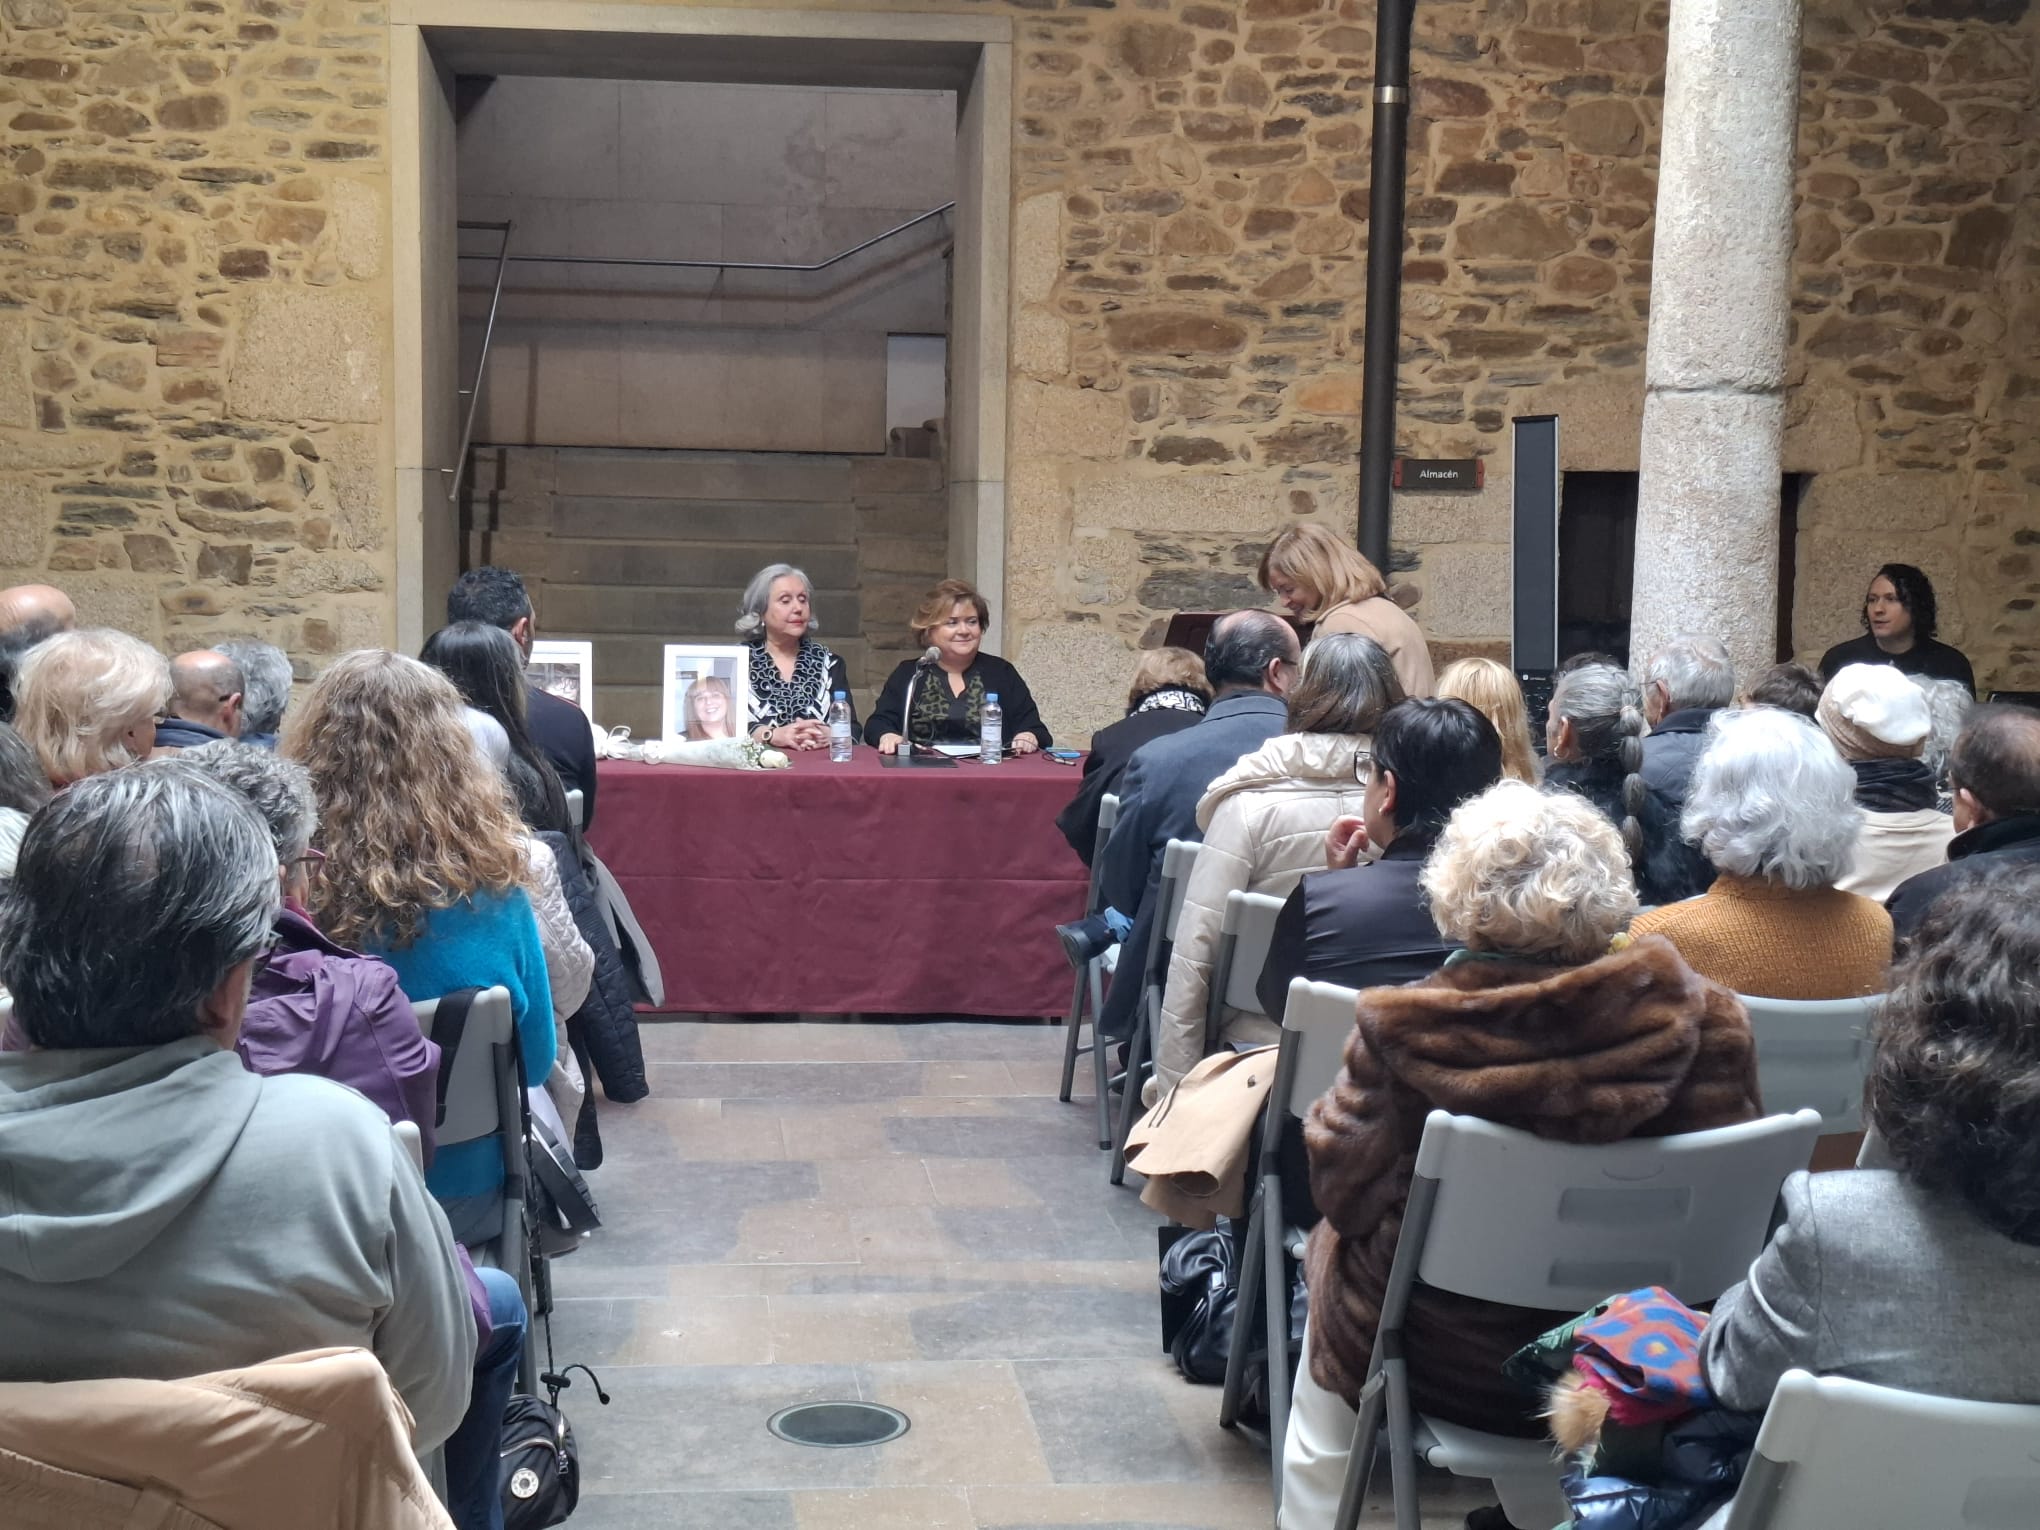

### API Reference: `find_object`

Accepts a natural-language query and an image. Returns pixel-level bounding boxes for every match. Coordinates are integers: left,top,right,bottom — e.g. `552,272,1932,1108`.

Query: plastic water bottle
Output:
980,692,1003,766
828,692,854,763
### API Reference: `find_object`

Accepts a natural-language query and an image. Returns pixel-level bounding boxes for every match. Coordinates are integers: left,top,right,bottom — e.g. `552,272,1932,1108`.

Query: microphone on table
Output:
899,645,940,759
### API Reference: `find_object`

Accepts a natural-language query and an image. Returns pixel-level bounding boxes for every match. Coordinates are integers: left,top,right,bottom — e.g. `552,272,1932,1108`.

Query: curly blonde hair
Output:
1437,657,1541,785
15,628,170,785
282,649,528,950
1421,779,1638,965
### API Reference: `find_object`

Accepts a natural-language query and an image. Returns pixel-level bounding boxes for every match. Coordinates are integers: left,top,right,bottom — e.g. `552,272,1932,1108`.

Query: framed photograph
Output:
661,643,750,745
527,640,593,712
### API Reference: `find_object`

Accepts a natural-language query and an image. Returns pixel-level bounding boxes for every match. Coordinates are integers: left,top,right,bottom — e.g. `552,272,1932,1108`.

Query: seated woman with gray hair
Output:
737,562,853,751
1283,780,1760,1529
214,638,294,749
1631,707,1891,999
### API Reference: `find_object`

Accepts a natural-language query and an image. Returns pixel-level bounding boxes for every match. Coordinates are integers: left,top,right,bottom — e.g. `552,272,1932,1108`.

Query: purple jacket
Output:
239,907,440,1165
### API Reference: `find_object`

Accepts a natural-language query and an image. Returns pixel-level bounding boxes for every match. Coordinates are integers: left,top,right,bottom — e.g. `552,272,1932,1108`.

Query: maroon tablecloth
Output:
586,747,1092,1016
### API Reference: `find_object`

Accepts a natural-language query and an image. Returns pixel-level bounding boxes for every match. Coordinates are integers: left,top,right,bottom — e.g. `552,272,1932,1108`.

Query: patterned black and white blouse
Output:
746,638,854,734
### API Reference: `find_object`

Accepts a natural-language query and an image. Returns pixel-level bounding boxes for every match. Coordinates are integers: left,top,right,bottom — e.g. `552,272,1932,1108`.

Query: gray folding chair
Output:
1721,1369,2040,1530
1331,1107,1825,1530
1218,978,1359,1497
564,788,585,829
1738,993,1879,1132
1108,837,1199,1186
1059,791,1119,1149
1204,888,1288,1053
412,986,536,1393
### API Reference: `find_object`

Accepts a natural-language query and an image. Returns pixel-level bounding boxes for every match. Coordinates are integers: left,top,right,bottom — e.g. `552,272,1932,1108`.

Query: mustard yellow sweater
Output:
1629,874,1892,999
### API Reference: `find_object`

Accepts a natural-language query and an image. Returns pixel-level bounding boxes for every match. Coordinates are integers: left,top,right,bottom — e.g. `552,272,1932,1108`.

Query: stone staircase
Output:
464,445,945,740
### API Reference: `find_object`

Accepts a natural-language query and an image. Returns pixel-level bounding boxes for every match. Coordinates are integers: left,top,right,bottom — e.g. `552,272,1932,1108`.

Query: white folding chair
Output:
1331,1107,1826,1530
1060,791,1120,1149
1109,838,1199,1185
564,788,585,829
1204,888,1288,1053
1721,1369,2040,1530
1219,978,1360,1493
412,985,536,1393
1738,993,1879,1133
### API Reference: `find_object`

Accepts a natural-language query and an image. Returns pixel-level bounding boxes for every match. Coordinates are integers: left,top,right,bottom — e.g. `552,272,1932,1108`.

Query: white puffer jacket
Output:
1150,732,1373,1100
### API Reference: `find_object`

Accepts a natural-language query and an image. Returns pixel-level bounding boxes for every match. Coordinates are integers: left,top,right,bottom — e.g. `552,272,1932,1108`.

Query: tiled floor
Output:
548,1017,1490,1529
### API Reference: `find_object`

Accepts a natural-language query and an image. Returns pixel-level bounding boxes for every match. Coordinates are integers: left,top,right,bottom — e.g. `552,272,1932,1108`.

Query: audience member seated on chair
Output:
449,565,600,828
1435,657,1539,784
215,637,294,750
1638,636,1736,822
153,650,245,751
0,584,74,726
1544,662,1706,907
0,722,49,877
1058,647,1210,868
736,562,853,752
1818,664,1953,902
1738,660,1824,719
1096,611,1301,1043
0,768,477,1452
424,621,576,836
1258,697,1503,1019
1915,675,1974,815
1282,781,1761,1522
868,579,1050,756
1887,702,2040,940
13,628,168,787
164,741,441,1155
1700,866,2040,1414
1259,521,1434,699
1631,707,1891,999
1150,634,1402,1100
284,650,557,1245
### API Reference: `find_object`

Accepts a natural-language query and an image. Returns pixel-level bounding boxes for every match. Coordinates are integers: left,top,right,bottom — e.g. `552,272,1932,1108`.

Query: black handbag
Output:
1158,1225,1239,1384
528,1111,601,1259
500,1338,608,1527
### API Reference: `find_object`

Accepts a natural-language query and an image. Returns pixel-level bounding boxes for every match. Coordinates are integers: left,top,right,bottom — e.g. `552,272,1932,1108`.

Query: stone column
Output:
1628,0,1803,685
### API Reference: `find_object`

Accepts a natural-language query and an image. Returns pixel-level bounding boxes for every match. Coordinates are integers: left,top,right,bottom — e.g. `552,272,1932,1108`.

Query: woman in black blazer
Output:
1055,646,1210,863
865,579,1051,755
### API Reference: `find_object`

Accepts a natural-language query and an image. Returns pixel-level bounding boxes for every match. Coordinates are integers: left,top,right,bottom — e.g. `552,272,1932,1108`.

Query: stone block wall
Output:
0,0,396,670
0,0,2032,740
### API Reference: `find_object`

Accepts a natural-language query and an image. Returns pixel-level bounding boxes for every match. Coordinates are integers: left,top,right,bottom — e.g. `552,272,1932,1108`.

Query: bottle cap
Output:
987,692,999,702
833,691,846,700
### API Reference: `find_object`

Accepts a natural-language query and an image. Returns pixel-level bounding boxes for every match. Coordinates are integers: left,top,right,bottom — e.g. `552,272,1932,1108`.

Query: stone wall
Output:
0,0,396,669
0,0,2032,739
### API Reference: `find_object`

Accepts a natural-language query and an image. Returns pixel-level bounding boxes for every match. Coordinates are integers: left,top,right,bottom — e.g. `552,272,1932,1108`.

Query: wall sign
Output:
1393,457,1484,491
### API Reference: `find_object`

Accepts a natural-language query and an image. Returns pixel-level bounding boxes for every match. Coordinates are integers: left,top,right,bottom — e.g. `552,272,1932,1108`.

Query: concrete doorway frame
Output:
387,1,1013,651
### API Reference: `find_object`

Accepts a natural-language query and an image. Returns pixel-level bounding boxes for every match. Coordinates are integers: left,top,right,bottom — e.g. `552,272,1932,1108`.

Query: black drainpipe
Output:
1356,0,1417,575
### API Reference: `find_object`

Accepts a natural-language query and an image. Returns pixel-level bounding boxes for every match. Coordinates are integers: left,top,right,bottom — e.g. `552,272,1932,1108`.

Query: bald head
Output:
167,650,245,737
1948,704,2040,833
0,585,76,637
1205,608,1301,697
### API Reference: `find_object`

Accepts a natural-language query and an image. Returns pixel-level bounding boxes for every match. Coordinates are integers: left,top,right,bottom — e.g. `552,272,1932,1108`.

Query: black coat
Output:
537,830,648,1115
529,686,598,829
1055,693,1207,864
1546,757,1713,908
1886,813,2040,940
1257,832,1457,1018
1819,633,1975,693
863,652,1050,750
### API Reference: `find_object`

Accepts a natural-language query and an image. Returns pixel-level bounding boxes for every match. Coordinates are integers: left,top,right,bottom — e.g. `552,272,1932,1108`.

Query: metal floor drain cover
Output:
767,1401,911,1448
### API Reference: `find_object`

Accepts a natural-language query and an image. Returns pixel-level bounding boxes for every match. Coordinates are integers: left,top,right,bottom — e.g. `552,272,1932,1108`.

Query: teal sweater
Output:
366,888,556,1206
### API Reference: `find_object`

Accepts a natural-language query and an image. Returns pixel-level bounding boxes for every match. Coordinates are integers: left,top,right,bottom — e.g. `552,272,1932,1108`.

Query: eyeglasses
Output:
1352,749,1374,783
291,847,328,879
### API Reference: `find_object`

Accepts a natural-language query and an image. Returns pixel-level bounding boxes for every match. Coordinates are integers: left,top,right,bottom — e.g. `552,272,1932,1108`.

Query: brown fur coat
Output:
1301,935,1762,1436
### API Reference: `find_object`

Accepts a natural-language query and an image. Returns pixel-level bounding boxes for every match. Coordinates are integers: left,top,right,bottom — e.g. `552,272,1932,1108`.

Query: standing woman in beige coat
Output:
1150,633,1404,1099
1259,522,1435,699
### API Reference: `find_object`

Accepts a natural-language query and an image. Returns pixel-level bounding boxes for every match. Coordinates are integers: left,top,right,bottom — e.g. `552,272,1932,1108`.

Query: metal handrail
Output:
453,200,954,274
444,219,512,506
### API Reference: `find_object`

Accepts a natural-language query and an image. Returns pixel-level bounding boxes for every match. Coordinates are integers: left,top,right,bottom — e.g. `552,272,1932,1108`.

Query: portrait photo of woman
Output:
684,674,736,741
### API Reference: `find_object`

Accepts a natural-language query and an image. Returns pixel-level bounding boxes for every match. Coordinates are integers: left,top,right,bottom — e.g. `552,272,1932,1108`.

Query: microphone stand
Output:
889,646,951,769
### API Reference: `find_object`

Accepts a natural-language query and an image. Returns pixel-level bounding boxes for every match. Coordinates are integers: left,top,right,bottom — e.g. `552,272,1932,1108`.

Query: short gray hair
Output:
1644,635,1736,712
735,563,817,641
1682,708,1862,888
166,740,318,861
216,639,294,737
1915,677,1973,786
0,767,280,1049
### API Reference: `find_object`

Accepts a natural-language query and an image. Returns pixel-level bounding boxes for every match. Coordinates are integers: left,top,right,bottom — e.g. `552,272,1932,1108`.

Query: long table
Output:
586,747,1093,1017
